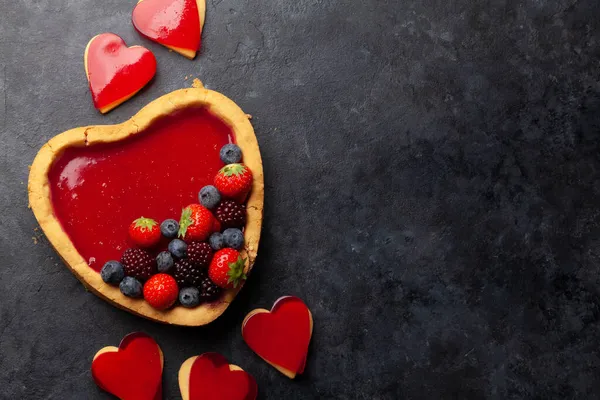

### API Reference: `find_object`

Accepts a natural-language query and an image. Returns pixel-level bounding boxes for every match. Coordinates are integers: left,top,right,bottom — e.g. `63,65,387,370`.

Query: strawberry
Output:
214,163,253,202
213,218,222,233
178,204,214,242
143,273,178,310
208,248,247,289
128,217,161,248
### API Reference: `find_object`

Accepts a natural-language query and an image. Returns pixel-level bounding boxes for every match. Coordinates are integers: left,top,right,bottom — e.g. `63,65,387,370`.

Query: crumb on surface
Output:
246,114,253,120
192,78,203,88
32,236,38,244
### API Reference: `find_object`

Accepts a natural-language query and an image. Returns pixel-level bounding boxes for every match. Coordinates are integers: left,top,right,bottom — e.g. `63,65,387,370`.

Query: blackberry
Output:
187,241,213,268
121,248,156,281
172,259,205,287
199,274,222,302
214,200,246,229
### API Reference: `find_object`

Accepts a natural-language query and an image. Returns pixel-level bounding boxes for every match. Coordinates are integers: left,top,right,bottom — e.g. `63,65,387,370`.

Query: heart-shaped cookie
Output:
84,33,156,113
132,0,206,59
242,296,313,378
179,353,258,400
28,87,264,326
91,332,163,400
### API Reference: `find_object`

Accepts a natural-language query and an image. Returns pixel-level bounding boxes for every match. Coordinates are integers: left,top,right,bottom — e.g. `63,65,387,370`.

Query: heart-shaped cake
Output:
179,353,257,400
28,87,264,326
132,0,205,59
92,332,163,400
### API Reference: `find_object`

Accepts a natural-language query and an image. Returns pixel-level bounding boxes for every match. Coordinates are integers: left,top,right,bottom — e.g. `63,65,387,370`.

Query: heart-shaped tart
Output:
92,332,163,400
132,0,205,59
85,33,157,113
179,353,258,400
242,296,313,378
28,87,264,326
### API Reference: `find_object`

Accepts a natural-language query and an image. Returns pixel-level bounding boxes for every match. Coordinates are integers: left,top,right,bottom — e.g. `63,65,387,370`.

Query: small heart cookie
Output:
132,0,206,59
84,33,156,113
179,353,258,400
242,296,313,379
91,332,163,400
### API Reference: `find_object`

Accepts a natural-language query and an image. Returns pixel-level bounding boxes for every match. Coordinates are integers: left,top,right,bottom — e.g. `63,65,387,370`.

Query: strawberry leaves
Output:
227,255,247,288
178,207,193,238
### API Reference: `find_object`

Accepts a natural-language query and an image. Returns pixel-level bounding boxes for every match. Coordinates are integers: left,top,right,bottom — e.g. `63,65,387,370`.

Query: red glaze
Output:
242,296,312,375
85,33,156,112
188,353,257,400
132,0,201,52
91,332,162,400
48,108,233,271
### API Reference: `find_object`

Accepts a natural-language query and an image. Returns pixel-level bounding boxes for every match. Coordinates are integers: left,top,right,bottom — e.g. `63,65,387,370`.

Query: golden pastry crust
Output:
28,87,264,326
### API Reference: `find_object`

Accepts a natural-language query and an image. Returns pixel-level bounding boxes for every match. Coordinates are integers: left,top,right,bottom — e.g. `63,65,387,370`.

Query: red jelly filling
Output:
48,108,233,272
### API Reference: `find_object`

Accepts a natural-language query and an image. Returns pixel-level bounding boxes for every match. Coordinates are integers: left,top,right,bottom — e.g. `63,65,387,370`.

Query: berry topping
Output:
119,276,143,298
143,273,178,310
199,274,222,302
173,259,205,287
121,248,156,281
156,251,174,273
208,248,247,289
220,143,242,164
128,217,161,248
100,261,125,285
214,200,246,229
199,185,221,209
179,287,200,308
214,163,253,202
160,219,180,239
222,228,244,250
213,218,222,233
209,232,224,250
178,204,214,241
187,241,214,268
168,238,188,259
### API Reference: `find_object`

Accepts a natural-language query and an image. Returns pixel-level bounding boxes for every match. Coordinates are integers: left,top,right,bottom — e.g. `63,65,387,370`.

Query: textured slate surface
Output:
1,0,600,398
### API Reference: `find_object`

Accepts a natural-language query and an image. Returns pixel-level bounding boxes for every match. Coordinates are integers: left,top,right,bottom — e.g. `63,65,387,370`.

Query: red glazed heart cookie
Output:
242,296,313,379
179,353,257,400
91,332,163,400
84,33,156,114
132,0,206,59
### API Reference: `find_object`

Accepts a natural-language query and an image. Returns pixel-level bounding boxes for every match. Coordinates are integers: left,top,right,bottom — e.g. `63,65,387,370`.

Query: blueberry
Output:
220,144,242,164
160,219,179,239
168,238,188,258
179,287,200,308
199,185,221,209
119,277,143,298
222,228,244,250
209,232,224,250
100,261,125,285
156,251,174,273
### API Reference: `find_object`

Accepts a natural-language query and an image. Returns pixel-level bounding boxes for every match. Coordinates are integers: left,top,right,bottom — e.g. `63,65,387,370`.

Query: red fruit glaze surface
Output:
143,274,179,310
242,297,312,375
188,353,257,400
91,332,163,400
48,108,233,271
132,0,201,52
86,33,156,112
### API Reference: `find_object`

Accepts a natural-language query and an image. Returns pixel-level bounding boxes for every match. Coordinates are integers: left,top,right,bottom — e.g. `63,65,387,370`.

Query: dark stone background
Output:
1,0,600,398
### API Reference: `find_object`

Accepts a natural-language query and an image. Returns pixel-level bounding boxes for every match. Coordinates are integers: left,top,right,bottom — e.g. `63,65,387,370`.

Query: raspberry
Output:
214,200,246,229
199,274,222,302
187,242,213,268
121,248,156,281
172,259,205,287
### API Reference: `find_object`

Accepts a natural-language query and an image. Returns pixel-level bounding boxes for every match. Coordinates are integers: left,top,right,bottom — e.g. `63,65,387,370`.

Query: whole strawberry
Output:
121,248,156,281
178,204,214,242
143,273,178,310
128,217,161,248
208,248,247,289
214,163,253,202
